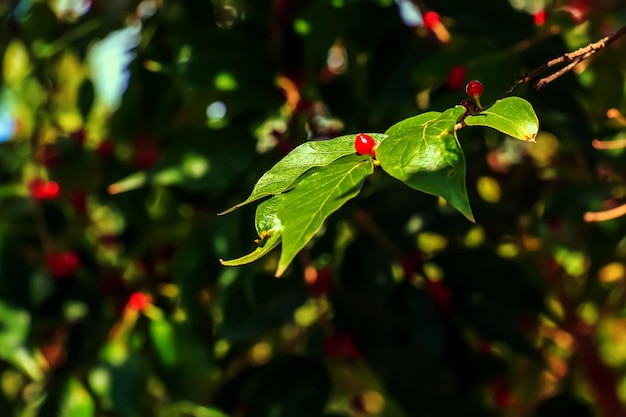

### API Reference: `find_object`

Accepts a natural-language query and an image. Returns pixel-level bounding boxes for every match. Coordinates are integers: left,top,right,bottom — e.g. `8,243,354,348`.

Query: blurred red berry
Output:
324,333,361,360
132,134,160,169
69,189,87,215
46,251,80,278
127,292,151,312
399,251,424,280
423,11,440,30
533,10,547,26
447,66,467,90
425,280,452,315
96,140,115,158
491,377,514,407
29,178,60,200
306,267,334,296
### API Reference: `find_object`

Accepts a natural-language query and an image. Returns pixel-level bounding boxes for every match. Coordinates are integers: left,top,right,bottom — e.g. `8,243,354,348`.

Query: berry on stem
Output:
354,133,375,156
460,99,477,116
465,80,484,109
465,80,484,97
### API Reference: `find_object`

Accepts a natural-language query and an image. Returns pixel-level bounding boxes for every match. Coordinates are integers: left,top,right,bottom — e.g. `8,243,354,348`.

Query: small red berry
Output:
28,178,60,200
460,99,477,115
533,10,547,26
465,80,484,98
127,292,151,312
132,135,160,169
46,251,80,278
447,66,467,91
425,280,452,315
69,189,87,215
305,267,334,296
423,11,440,30
354,133,375,156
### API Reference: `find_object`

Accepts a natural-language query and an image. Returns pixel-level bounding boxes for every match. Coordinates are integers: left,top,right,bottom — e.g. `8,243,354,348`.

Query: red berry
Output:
447,66,467,91
460,99,477,115
533,10,547,26
127,292,151,312
354,133,375,156
69,189,88,215
132,135,160,169
465,80,484,98
46,251,80,278
306,267,334,296
28,178,60,200
425,280,452,315
423,11,440,30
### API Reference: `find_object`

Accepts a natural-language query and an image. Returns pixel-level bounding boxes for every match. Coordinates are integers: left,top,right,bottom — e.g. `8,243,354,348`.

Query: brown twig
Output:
505,25,626,95
583,203,626,223
591,139,626,150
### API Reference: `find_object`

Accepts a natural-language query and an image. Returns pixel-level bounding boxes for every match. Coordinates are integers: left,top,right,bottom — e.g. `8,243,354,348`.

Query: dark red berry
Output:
69,189,87,215
29,179,60,200
423,11,440,30
46,251,80,278
354,133,375,156
447,66,467,91
465,80,484,98
460,99,477,115
306,267,334,296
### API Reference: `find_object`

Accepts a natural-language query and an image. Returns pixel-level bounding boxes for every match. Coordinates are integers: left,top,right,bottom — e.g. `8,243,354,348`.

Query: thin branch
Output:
591,139,626,150
505,25,626,95
584,203,626,223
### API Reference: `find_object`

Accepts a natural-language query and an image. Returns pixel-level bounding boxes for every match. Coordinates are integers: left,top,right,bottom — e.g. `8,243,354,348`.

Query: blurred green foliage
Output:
1,0,626,416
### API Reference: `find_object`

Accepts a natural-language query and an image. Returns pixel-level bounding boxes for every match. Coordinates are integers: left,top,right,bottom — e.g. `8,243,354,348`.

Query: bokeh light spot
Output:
214,72,238,91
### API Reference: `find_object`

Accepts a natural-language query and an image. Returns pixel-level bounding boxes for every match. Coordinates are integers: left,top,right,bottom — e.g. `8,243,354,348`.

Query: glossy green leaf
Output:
465,96,539,142
219,133,386,214
220,196,284,266
276,154,374,276
377,106,474,221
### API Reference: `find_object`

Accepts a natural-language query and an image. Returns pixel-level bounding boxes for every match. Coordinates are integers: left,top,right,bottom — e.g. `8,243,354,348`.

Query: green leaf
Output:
219,133,386,214
465,96,539,142
377,106,474,222
60,378,95,417
149,317,178,367
0,301,43,381
275,154,374,276
220,196,283,266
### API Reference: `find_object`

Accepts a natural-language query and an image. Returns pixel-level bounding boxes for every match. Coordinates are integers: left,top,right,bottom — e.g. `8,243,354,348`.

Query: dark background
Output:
1,0,626,416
